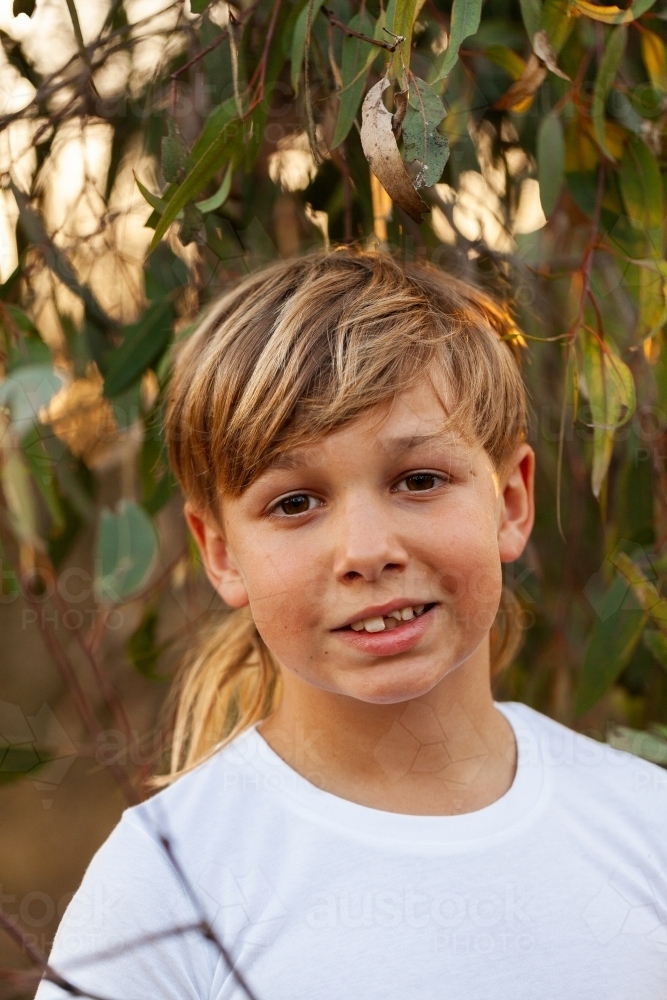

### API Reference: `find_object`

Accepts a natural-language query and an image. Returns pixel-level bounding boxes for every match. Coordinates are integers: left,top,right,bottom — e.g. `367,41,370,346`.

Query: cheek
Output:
423,512,502,617
237,538,325,636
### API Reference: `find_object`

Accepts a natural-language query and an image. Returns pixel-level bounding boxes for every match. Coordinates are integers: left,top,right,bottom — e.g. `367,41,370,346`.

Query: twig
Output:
321,6,399,51
157,831,263,1000
0,911,119,1000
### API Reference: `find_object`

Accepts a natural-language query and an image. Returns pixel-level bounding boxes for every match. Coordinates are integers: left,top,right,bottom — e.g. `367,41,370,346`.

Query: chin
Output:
345,659,457,705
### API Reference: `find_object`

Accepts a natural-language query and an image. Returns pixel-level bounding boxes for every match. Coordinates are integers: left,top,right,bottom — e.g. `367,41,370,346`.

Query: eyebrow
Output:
265,432,468,473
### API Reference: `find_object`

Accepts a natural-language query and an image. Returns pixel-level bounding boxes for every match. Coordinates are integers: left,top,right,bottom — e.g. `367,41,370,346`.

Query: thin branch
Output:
157,830,263,1000
321,6,399,51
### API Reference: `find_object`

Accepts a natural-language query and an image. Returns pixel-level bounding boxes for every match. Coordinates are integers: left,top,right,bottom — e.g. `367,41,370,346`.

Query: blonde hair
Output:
159,246,529,784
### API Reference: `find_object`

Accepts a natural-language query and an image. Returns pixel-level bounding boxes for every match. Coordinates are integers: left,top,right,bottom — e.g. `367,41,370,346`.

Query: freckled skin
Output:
187,380,535,814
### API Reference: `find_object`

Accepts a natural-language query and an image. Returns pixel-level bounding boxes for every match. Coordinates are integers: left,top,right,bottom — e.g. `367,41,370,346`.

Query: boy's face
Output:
187,379,535,705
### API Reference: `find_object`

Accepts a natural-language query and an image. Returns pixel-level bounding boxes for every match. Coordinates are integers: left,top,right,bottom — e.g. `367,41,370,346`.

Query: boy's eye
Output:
397,473,441,492
276,494,316,515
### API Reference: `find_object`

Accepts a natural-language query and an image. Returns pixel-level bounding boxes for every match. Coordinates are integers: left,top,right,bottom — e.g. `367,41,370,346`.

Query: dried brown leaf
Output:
533,29,571,81
493,53,548,111
360,79,429,225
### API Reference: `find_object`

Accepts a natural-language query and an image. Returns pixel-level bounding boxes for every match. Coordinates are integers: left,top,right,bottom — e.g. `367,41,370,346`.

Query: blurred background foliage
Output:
3,0,667,972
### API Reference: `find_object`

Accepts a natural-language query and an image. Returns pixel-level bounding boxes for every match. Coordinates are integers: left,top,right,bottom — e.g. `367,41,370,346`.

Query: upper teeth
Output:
349,605,427,632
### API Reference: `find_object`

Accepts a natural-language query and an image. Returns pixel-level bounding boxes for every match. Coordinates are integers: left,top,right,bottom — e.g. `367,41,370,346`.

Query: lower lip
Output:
332,606,436,656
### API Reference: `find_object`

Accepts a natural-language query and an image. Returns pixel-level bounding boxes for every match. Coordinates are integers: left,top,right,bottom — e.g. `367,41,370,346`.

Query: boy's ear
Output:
184,503,249,609
497,443,535,563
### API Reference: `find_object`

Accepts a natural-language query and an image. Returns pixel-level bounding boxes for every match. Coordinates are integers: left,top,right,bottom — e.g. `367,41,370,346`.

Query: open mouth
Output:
340,603,437,634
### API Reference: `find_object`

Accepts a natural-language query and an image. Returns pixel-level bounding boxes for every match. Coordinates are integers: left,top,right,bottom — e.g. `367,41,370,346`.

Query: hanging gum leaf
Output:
619,136,664,254
387,0,427,88
575,574,646,716
195,163,233,213
103,299,173,398
578,328,636,498
291,0,326,96
95,500,158,604
150,119,245,249
537,113,564,216
429,0,483,85
332,10,377,149
161,120,189,185
360,78,429,224
592,25,627,161
402,77,449,188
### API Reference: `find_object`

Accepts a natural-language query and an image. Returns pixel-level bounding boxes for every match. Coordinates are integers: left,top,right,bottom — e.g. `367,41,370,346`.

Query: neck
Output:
258,641,517,816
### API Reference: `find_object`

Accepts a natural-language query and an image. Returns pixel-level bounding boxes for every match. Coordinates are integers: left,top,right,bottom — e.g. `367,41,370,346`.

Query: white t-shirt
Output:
35,701,667,1000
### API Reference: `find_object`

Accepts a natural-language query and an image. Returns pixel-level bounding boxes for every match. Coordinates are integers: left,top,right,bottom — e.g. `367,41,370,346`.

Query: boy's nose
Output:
332,496,408,583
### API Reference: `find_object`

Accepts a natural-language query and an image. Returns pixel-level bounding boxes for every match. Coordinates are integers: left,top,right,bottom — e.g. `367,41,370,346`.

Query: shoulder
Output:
116,726,265,857
502,700,667,829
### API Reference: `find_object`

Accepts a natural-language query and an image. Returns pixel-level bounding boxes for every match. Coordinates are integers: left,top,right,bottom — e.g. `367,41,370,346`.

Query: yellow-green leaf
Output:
541,0,573,54
570,0,657,24
619,136,663,254
612,551,667,631
641,28,667,92
592,25,627,160
578,328,636,497
483,45,526,79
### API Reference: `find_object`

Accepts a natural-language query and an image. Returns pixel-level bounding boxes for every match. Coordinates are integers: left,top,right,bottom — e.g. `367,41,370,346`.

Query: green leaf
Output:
22,426,65,535
388,0,424,86
161,119,189,184
619,136,663,253
134,173,166,213
103,299,173,398
95,499,158,603
576,573,646,716
537,112,564,216
191,98,239,161
0,446,40,546
482,44,526,79
429,0,482,83
190,0,211,11
195,163,233,212
578,328,636,498
402,77,449,187
127,606,168,680
179,202,205,246
643,628,667,672
150,119,245,249
540,0,572,53
0,364,64,440
332,11,376,148
291,0,326,96
635,257,667,339
519,0,542,39
592,25,627,160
